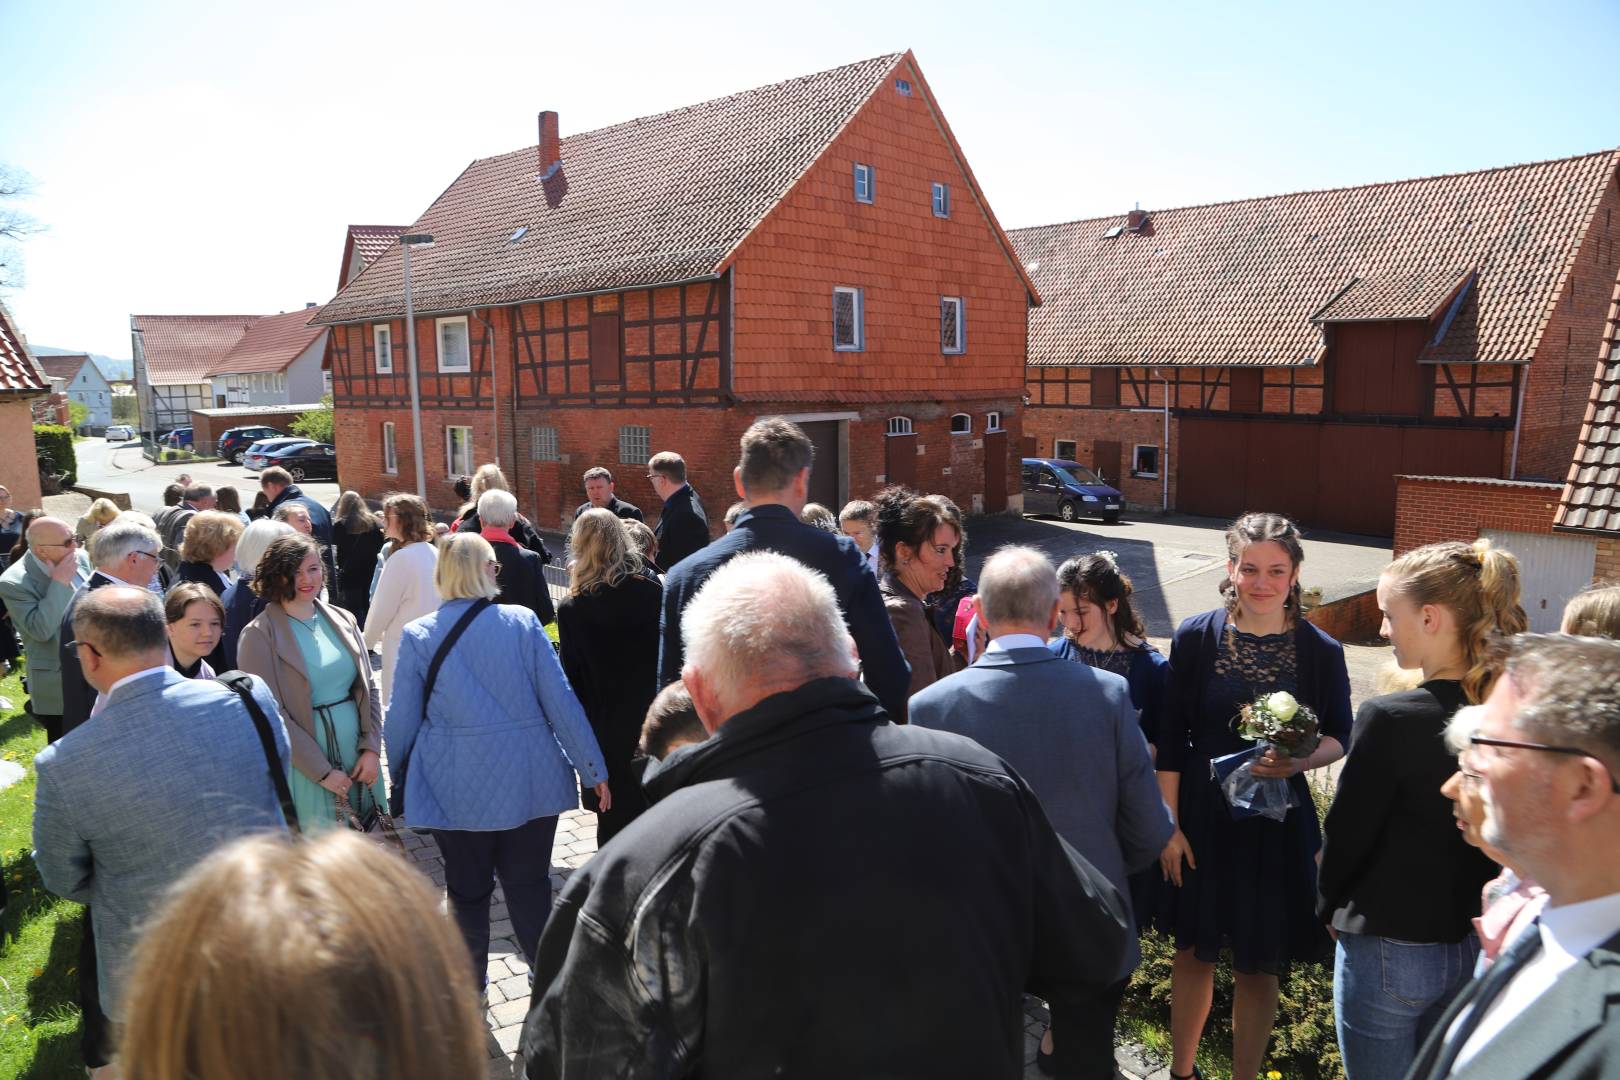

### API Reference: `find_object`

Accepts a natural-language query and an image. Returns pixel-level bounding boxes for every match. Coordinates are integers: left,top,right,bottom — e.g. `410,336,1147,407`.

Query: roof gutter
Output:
312,273,723,329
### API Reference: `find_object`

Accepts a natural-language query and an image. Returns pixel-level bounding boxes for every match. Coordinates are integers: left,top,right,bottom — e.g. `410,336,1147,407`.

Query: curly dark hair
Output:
251,533,324,604
1057,552,1145,642
872,486,960,574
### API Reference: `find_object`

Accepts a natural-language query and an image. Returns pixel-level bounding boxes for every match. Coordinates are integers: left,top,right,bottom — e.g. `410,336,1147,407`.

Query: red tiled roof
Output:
338,225,409,290
1013,150,1619,367
209,307,327,376
36,353,93,382
1556,266,1620,533
132,314,258,384
316,54,913,325
0,298,49,395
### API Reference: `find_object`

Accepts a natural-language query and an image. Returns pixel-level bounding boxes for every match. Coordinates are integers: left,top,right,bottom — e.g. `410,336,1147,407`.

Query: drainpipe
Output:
1156,368,1171,512
1508,362,1530,480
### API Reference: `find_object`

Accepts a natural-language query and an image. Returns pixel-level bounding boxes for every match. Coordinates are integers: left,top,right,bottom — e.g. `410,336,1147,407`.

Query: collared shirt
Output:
94,567,145,589
862,545,880,577
99,665,169,702
1451,888,1620,1069
986,633,1046,654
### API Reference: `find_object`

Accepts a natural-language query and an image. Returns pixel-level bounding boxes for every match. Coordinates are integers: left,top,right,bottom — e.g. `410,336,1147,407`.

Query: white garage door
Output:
1482,529,1597,633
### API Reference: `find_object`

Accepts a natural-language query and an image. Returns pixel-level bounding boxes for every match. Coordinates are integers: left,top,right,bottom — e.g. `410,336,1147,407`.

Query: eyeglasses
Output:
484,559,501,574
1469,734,1620,794
66,639,102,659
131,550,160,562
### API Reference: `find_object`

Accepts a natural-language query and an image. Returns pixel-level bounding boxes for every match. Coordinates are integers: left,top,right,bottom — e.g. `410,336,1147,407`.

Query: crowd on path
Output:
1,416,1618,1080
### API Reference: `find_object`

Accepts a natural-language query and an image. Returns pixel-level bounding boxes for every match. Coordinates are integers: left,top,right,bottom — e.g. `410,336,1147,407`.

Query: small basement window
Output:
886,416,914,436
1055,439,1077,461
1132,444,1160,478
950,413,971,435
853,162,874,204
932,182,950,218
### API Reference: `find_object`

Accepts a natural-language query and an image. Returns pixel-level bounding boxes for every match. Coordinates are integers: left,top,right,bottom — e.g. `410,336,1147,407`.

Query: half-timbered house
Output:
315,52,1036,528
1013,150,1620,536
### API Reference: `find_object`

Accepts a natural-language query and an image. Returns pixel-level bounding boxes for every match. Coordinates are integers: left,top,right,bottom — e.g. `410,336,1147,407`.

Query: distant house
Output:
1013,149,1620,536
37,353,113,429
315,53,1035,526
337,225,408,291
208,306,328,406
0,298,53,507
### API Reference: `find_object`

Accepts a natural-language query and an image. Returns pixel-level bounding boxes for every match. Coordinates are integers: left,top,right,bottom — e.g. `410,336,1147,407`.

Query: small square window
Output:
619,425,650,465
436,316,471,372
853,163,874,204
949,413,971,435
1055,439,1077,461
895,78,913,96
1133,444,1160,477
373,324,393,373
834,287,864,352
932,182,950,218
986,411,1004,432
940,296,965,354
446,426,474,477
382,422,398,474
531,425,560,462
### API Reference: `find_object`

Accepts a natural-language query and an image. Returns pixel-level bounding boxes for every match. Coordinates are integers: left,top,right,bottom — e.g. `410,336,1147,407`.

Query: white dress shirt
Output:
1450,888,1620,1070
986,633,1047,654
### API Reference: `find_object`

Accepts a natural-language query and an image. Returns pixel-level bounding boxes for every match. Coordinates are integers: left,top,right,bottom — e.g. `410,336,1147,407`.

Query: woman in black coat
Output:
478,491,555,625
331,491,387,630
173,511,244,672
556,508,662,844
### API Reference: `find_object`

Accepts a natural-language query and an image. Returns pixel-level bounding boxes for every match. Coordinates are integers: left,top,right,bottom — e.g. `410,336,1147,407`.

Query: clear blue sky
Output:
1,0,1616,359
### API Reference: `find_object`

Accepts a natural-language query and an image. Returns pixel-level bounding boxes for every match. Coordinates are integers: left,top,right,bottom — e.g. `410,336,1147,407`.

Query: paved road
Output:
74,438,339,516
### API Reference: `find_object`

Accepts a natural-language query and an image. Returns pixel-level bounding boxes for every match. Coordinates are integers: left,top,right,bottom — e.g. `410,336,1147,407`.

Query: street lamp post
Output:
401,233,434,499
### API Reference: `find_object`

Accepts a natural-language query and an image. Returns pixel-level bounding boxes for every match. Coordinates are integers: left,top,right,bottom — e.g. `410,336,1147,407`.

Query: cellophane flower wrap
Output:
1212,691,1322,822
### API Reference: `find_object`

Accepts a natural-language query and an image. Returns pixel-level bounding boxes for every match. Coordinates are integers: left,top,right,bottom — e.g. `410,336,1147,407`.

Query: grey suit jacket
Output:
32,666,291,1021
0,549,89,715
1407,927,1620,1080
909,645,1174,981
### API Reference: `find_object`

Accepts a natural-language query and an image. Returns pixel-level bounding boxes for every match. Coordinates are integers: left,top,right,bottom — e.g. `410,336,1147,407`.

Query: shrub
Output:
290,394,334,444
32,425,76,487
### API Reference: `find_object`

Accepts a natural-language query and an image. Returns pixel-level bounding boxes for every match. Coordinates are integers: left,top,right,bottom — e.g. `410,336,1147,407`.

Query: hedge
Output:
33,425,76,488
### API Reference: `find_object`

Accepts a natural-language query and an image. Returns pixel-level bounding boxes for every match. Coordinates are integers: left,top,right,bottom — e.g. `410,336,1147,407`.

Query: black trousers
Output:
30,708,62,745
1051,977,1129,1079
79,910,115,1068
432,815,558,988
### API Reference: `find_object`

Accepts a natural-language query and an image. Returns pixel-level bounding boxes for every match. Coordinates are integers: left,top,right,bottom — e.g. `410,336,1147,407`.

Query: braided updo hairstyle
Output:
1057,552,1145,644
1219,512,1306,623
1384,538,1527,704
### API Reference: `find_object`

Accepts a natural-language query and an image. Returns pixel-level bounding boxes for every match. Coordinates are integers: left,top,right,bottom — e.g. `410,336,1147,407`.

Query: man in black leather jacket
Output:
521,550,1129,1079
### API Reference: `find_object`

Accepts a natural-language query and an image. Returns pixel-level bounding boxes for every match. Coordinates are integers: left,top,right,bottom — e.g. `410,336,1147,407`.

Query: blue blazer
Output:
909,646,1173,980
384,600,608,831
32,667,290,1021
658,504,911,719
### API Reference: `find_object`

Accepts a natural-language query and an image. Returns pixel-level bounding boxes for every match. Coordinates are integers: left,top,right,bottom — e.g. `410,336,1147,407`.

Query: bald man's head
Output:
70,586,168,692
25,516,75,566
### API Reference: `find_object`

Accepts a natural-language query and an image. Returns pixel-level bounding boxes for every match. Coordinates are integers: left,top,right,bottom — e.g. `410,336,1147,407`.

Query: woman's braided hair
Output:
1385,538,1527,704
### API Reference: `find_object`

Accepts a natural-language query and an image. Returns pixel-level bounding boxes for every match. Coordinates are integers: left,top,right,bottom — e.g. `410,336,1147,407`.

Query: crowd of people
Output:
2,420,1618,1080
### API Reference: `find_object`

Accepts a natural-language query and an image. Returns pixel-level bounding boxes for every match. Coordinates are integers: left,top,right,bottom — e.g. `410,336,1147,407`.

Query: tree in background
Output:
111,393,138,424
67,400,89,430
0,163,40,289
290,394,334,444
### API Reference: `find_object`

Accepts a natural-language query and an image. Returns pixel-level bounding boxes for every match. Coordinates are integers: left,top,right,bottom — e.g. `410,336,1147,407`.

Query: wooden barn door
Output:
885,432,917,489
800,421,842,510
1092,440,1122,486
982,429,1008,512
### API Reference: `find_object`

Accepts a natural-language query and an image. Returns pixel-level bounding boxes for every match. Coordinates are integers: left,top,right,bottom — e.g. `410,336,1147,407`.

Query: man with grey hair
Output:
909,545,1172,1076
59,517,166,734
0,516,91,741
479,488,553,623
1410,634,1620,1080
521,551,1128,1079
34,586,290,1076
658,417,910,719
156,482,214,572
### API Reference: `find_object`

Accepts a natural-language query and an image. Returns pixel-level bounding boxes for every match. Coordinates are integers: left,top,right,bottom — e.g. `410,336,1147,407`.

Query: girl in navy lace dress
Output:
1156,513,1352,1080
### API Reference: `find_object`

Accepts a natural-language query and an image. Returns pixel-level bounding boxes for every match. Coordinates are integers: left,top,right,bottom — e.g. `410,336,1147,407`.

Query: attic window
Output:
853,163,874,204
895,78,913,96
508,226,528,244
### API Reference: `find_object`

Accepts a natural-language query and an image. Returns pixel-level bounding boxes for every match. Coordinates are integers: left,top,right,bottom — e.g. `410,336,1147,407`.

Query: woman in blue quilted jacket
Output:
384,532,610,995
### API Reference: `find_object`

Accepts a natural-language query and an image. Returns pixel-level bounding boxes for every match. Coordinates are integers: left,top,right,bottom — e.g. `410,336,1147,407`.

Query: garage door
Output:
1481,530,1596,633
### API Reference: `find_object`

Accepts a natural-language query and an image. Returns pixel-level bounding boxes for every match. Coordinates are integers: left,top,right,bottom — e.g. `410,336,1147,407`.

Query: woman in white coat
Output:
363,493,439,705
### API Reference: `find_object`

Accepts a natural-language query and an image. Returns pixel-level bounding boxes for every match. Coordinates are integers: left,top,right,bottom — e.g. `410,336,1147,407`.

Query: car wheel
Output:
182,442,194,452
1102,511,1121,524
232,450,246,465
289,466,306,482
1058,500,1078,522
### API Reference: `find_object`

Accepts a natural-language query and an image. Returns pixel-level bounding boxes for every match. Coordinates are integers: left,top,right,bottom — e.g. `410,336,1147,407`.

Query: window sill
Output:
1132,472,1159,479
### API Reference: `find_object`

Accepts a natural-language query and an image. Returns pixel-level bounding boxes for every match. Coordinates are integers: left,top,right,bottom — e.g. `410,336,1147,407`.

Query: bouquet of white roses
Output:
1212,691,1321,822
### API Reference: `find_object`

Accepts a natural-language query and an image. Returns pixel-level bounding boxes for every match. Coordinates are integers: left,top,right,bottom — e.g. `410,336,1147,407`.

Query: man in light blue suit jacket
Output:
32,586,291,1033
910,545,1173,1079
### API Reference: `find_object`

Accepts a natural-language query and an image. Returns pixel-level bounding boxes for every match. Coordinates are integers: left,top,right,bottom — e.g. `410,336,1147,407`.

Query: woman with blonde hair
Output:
176,510,244,595
364,493,439,706
118,831,485,1080
1317,538,1525,1079
386,532,607,992
558,508,663,841
76,497,121,546
453,462,551,561
1561,582,1620,637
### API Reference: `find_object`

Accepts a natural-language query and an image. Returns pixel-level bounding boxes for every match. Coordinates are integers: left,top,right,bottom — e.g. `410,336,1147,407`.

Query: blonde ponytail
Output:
1385,539,1527,704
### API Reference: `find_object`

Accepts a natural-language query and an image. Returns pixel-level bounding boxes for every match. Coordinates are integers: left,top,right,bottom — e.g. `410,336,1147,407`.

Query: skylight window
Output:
509,226,528,244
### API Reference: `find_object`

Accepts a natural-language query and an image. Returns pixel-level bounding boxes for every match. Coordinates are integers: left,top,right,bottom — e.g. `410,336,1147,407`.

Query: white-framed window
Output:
932,182,950,218
1132,444,1160,478
446,425,474,476
895,78,913,96
322,369,333,395
531,425,560,462
940,296,965,354
853,162,874,204
950,413,972,435
619,425,650,465
1055,439,1077,461
986,411,1004,432
382,422,398,474
373,324,393,373
886,416,914,436
436,315,471,372
833,287,864,351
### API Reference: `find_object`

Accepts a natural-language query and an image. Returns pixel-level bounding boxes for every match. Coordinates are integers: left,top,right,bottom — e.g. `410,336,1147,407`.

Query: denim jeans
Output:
1334,931,1479,1080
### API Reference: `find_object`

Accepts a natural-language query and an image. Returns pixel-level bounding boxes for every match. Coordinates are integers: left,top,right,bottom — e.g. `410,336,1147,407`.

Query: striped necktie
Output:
1430,919,1544,1077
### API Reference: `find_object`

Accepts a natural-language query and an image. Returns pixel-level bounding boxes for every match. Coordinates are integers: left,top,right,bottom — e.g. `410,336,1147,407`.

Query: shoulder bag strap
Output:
215,670,301,835
389,598,491,818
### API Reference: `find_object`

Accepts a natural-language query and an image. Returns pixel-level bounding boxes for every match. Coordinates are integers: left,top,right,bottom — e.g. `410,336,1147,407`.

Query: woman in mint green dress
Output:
238,533,385,833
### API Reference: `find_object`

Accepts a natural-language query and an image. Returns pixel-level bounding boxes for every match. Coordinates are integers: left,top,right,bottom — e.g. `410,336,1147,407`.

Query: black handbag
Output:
216,670,300,834
388,598,492,819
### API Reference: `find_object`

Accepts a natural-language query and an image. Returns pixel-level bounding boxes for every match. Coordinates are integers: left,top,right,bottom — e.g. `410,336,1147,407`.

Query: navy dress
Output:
1156,608,1352,975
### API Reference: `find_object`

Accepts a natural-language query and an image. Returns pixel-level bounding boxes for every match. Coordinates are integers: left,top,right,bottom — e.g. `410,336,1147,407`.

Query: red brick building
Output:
315,53,1036,529
0,297,52,507
1013,150,1620,536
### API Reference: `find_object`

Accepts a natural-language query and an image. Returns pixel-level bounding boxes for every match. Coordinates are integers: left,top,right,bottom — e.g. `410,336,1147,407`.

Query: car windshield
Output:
1053,464,1105,487
268,441,314,455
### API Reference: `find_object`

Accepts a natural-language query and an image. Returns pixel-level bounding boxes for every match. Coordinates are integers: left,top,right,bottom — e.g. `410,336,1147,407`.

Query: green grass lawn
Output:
0,668,86,1078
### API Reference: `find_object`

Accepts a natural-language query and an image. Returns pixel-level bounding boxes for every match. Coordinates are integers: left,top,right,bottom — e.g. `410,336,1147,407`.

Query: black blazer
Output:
652,485,710,573
1317,679,1497,942
333,525,387,605
1409,928,1620,1080
58,571,119,733
492,540,554,625
574,497,644,524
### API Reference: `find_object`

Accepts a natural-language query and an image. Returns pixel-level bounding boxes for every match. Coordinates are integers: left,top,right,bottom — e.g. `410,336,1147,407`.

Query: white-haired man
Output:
1410,634,1620,1080
520,551,1129,1079
479,489,553,624
910,545,1173,1076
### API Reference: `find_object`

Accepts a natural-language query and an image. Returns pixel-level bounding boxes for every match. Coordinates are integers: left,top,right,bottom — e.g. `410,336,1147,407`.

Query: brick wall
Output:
1393,475,1562,555
189,408,309,451
1595,535,1620,580
1,401,44,508
1022,407,1176,511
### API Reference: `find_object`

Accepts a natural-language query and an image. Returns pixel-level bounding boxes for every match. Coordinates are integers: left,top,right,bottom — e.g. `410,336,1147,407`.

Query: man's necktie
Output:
1430,919,1544,1078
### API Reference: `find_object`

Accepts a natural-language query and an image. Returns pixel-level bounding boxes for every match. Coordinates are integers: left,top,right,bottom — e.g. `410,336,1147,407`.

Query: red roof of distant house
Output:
209,307,327,376
1012,150,1620,368
338,225,409,290
1556,267,1620,534
36,353,94,383
0,298,50,395
316,52,1035,325
132,314,259,384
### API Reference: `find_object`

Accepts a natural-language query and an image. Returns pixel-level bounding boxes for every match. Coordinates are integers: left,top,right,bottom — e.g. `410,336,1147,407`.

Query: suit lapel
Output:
263,603,310,684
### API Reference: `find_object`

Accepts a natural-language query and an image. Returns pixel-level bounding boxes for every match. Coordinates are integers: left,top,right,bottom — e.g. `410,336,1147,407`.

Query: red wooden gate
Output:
982,430,1007,512
885,433,917,489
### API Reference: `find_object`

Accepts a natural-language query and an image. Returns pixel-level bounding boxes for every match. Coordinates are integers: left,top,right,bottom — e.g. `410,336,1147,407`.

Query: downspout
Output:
1508,362,1530,480
1156,368,1171,512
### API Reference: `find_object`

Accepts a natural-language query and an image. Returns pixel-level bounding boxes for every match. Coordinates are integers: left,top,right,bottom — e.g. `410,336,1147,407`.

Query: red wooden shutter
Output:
589,312,622,385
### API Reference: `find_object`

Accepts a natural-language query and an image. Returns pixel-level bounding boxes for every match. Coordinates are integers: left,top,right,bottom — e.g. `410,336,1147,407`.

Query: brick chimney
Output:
538,111,561,178
1126,207,1149,230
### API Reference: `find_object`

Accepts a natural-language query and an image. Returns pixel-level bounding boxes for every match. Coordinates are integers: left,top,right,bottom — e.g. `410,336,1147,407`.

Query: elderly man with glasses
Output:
1411,634,1620,1080
0,516,92,742
57,518,165,736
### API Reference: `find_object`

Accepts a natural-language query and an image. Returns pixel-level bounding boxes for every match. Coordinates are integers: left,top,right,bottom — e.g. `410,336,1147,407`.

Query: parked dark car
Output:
242,437,314,471
218,425,290,465
160,426,195,451
1020,457,1125,524
262,441,338,483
